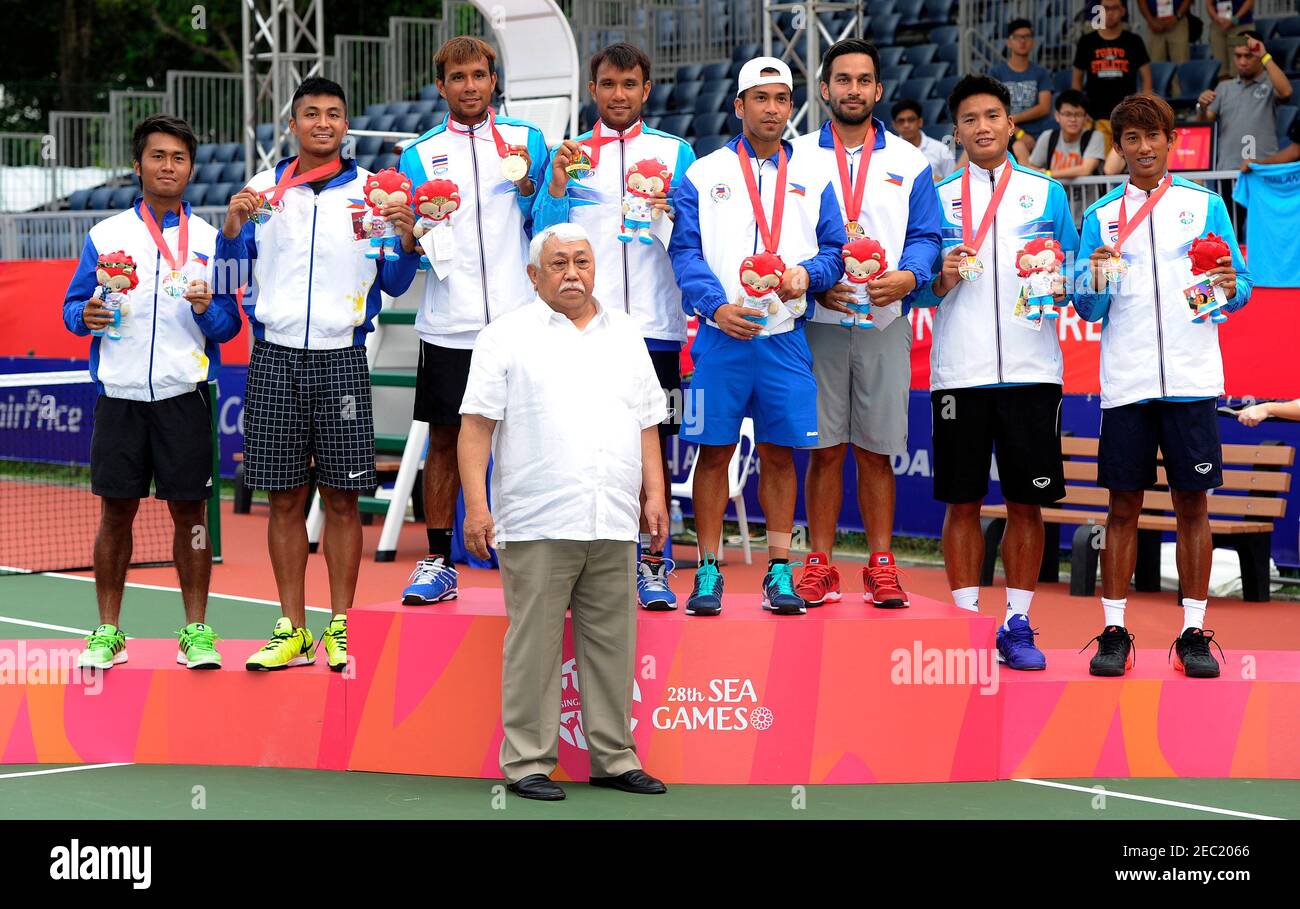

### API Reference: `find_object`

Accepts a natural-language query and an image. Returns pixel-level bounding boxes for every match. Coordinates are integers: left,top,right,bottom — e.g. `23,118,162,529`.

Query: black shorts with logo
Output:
414,340,473,427
930,383,1065,505
648,347,683,439
91,385,213,501
1098,398,1223,491
243,340,376,492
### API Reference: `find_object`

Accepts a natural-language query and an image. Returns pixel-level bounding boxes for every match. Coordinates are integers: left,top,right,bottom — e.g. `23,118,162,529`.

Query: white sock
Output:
1181,598,1207,633
952,586,980,612
1004,588,1034,628
1101,597,1127,628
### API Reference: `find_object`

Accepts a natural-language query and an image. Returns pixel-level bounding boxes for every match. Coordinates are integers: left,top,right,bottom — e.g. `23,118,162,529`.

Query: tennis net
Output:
0,370,184,574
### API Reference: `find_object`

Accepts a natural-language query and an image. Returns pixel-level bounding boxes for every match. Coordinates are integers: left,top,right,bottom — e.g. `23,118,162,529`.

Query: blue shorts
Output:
681,322,819,448
1098,398,1223,492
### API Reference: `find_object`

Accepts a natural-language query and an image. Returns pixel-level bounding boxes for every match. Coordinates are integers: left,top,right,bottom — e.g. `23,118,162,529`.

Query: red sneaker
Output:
863,552,909,608
795,552,841,607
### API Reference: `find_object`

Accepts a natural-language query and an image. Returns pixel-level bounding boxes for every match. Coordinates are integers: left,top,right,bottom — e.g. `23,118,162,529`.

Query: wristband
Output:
1261,53,1273,67
1045,169,1052,177
1014,128,1025,140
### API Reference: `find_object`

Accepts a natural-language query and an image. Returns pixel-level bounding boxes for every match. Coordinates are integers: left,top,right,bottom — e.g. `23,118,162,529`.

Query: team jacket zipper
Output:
468,127,491,324
619,135,630,313
990,169,1004,384
304,194,318,348
147,247,160,401
1148,204,1167,397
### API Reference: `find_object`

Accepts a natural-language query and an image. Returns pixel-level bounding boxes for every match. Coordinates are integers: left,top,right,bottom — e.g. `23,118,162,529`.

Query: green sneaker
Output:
244,617,314,671
177,622,222,669
77,624,127,669
320,614,348,672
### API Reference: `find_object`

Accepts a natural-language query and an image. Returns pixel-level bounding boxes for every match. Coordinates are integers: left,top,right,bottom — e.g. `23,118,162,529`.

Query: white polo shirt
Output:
460,297,667,544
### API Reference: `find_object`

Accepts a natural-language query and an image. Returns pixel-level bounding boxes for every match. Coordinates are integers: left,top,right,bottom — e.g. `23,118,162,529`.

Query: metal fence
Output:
1064,170,1244,233
167,71,244,147
960,0,1081,77
108,90,167,170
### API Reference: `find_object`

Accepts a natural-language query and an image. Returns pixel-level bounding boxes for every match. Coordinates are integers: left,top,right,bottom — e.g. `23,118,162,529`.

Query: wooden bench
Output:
979,436,1294,602
231,452,409,525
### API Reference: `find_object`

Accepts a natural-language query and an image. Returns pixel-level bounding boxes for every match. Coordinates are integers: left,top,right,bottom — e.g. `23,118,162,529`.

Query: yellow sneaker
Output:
320,614,348,672
244,617,314,671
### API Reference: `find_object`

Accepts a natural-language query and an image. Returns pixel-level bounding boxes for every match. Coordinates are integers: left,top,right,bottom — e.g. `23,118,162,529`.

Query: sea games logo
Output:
652,678,772,732
559,658,640,750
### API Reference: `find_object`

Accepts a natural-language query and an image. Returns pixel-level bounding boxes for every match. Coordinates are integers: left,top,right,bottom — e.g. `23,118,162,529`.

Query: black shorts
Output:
91,386,212,501
931,383,1065,505
649,347,683,438
1098,398,1223,491
243,340,376,492
414,340,472,426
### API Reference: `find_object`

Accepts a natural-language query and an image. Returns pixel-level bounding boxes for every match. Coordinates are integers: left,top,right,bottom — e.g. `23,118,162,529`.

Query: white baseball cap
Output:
735,57,794,98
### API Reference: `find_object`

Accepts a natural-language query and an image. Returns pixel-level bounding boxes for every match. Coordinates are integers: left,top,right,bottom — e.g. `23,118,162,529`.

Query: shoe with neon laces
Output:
176,623,222,669
685,554,724,616
402,556,458,605
762,561,806,615
863,552,909,608
78,624,127,669
795,552,840,607
1084,625,1135,677
320,614,348,672
1170,627,1223,678
244,617,315,671
996,614,1047,670
637,555,677,611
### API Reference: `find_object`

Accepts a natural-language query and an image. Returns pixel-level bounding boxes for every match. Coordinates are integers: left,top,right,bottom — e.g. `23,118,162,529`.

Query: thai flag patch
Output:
789,182,806,196
951,198,963,219
884,172,904,186
430,153,448,168
190,252,209,266
1106,219,1120,242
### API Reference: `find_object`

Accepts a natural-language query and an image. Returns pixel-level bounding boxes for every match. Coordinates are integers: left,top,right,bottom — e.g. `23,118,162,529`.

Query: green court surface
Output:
1,574,1298,821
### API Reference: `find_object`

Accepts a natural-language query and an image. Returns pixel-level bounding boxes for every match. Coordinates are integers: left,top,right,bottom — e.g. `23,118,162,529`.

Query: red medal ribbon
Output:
736,139,788,255
1115,173,1172,253
585,119,642,169
959,161,1014,253
262,156,343,206
448,107,515,160
137,200,188,272
831,122,873,225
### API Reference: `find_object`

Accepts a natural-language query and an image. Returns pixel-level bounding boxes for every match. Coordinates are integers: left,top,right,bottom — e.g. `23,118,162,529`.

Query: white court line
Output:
41,572,331,614
0,616,100,636
1013,778,1284,820
0,763,133,781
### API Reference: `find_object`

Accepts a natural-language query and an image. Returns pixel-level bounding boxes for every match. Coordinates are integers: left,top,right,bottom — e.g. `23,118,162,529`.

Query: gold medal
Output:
500,154,527,182
845,220,865,239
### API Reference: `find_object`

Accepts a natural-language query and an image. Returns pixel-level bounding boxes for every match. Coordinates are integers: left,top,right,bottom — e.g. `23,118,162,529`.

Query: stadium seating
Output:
897,77,937,103
902,44,938,68
194,144,217,165
692,112,731,138
1149,61,1175,98
67,189,92,211
1171,59,1221,108
1279,105,1298,148
913,62,950,80
657,113,693,137
920,98,946,126
693,134,730,156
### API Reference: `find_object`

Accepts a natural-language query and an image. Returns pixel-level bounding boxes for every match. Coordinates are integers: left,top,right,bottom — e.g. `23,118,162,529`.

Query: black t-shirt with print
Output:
1073,30,1150,122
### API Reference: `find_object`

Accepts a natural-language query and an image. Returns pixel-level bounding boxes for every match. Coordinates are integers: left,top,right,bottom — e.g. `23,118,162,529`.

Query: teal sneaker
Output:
685,554,724,616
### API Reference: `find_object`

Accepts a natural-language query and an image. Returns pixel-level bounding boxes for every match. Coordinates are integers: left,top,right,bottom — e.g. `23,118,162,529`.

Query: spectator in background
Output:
1138,0,1192,68
1242,113,1300,169
1207,0,1256,80
1025,90,1106,180
989,19,1054,152
891,98,957,180
1199,32,1293,171
1073,0,1153,145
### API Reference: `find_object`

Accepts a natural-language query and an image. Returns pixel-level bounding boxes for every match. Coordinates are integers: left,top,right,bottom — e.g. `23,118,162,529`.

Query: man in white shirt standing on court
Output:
460,223,669,802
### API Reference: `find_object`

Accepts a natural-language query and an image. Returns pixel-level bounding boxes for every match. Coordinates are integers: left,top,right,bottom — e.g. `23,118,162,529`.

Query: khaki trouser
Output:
498,538,641,783
1145,15,1191,65
1209,22,1250,78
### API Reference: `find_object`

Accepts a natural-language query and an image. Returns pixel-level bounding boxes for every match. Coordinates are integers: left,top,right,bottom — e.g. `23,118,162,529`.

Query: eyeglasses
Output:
1009,33,1034,40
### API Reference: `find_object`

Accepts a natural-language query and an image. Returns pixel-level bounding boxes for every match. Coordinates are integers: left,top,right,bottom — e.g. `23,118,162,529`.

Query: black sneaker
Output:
1083,625,1135,677
1170,627,1224,679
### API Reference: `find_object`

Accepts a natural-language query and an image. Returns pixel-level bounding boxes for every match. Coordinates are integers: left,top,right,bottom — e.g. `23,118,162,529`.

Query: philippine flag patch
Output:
347,198,368,210
190,252,209,266
884,172,904,186
789,182,806,196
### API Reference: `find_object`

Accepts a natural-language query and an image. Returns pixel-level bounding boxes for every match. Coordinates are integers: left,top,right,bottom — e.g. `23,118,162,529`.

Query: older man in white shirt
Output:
459,222,670,802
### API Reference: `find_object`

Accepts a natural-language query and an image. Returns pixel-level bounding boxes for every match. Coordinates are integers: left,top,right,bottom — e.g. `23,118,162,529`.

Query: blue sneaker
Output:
685,555,724,616
637,556,677,611
401,556,458,605
761,561,806,615
997,613,1047,670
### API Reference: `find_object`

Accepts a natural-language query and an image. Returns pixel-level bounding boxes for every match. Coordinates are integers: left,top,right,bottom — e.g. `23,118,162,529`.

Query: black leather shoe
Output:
589,769,667,794
507,774,566,801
